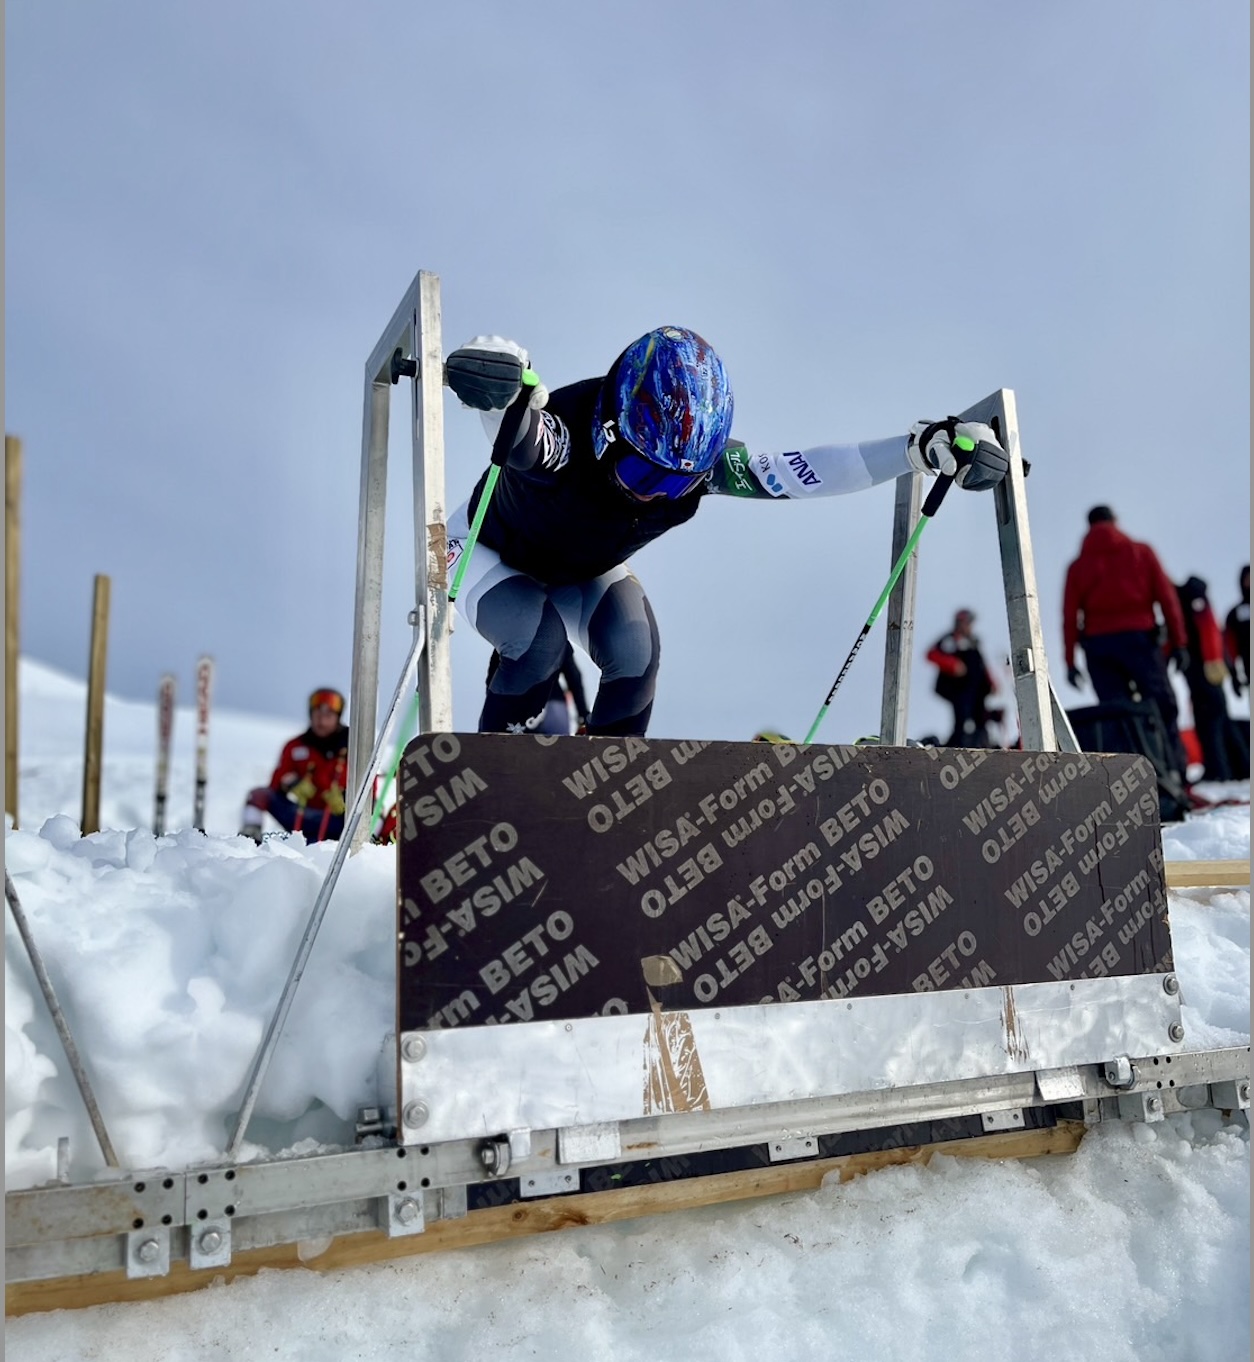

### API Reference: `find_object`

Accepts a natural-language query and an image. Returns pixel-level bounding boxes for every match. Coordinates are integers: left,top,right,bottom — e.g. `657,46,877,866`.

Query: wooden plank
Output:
6,1122,1085,1317
80,574,110,835
1165,859,1250,889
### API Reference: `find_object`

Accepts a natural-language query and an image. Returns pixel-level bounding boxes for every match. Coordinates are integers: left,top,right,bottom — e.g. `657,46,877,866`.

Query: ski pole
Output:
803,472,955,745
448,369,541,603
368,684,421,840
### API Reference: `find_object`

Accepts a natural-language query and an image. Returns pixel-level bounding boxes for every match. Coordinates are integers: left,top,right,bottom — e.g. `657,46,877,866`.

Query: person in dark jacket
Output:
444,328,1009,737
926,608,1001,748
1224,563,1250,697
1062,505,1190,781
240,688,349,841
1176,576,1249,782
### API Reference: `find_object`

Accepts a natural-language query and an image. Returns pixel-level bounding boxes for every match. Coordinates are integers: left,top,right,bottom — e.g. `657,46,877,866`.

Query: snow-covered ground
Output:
5,657,1250,1361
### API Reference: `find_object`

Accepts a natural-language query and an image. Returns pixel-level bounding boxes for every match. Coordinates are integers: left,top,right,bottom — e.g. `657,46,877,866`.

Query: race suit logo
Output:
719,442,756,496
538,411,571,472
784,452,822,489
754,453,786,497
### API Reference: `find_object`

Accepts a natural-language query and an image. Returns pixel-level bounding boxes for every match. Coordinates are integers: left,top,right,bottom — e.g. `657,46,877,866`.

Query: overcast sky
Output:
6,1,1249,752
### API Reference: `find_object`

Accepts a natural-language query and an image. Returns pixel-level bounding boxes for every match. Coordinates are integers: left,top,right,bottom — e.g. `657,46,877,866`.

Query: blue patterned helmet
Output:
593,327,733,499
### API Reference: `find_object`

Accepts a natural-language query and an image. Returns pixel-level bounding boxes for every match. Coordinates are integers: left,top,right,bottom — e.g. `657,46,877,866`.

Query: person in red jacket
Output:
240,688,349,842
1224,563,1250,697
1062,505,1189,781
1176,576,1249,782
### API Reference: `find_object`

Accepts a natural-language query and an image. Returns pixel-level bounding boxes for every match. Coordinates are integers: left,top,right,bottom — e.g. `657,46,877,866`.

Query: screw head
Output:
1163,974,1180,995
403,1100,429,1129
1147,1096,1163,1113
1168,1022,1186,1042
401,1036,427,1063
395,1197,421,1225
198,1229,224,1254
135,1237,162,1264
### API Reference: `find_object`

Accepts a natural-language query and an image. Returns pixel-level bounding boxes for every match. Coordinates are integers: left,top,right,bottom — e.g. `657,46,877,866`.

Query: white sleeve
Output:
741,436,912,499
713,435,909,501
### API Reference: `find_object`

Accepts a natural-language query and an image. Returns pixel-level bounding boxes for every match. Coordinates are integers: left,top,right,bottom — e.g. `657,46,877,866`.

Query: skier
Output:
1175,576,1249,782
1224,563,1250,698
444,327,1009,737
1062,505,1190,783
240,688,349,842
926,608,1001,748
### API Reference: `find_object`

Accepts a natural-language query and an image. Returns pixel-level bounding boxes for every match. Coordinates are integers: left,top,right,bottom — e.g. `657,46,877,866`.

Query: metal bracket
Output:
767,1136,819,1163
1211,1079,1251,1111
384,1193,426,1238
980,1109,1026,1133
189,1222,232,1270
126,1228,170,1279
436,1185,468,1221
520,1169,579,1198
1118,1091,1167,1123
557,1123,621,1165
1035,1067,1087,1102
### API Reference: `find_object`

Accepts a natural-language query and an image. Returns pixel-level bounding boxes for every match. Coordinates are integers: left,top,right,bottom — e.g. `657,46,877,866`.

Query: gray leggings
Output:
449,534,661,735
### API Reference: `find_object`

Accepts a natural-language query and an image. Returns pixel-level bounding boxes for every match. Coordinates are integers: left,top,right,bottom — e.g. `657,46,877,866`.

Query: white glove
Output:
445,335,548,411
906,419,1009,491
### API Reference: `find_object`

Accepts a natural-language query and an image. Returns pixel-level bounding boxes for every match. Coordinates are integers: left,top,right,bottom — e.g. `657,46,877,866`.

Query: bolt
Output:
1168,1022,1185,1042
1163,975,1180,996
394,1197,421,1225
403,1100,429,1129
1239,1082,1250,1103
134,1237,162,1264
401,1036,427,1063
198,1229,223,1254
1147,1096,1163,1113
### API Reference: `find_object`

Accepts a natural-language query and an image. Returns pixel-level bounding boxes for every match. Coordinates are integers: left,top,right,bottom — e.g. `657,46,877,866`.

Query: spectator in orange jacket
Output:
240,688,349,842
1062,505,1189,782
1224,563,1250,697
926,608,1001,748
1176,576,1249,782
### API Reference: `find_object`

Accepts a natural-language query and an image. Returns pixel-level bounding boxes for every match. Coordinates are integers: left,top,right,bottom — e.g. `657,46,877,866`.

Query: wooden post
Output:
5,436,20,828
81,575,111,835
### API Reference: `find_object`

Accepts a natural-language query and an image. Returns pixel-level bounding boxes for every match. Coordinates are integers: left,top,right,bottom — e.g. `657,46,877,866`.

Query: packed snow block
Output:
396,736,1172,1033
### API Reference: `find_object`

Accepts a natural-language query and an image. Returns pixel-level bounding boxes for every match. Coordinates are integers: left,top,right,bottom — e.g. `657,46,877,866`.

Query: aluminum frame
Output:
7,1045,1247,1287
349,269,452,812
877,389,1079,753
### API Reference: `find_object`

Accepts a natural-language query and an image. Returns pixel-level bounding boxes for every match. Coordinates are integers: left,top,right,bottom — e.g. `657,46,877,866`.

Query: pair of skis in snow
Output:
152,656,213,835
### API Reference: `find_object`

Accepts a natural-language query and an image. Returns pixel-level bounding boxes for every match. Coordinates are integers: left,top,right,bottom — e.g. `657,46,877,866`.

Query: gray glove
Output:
907,419,1009,492
444,336,548,411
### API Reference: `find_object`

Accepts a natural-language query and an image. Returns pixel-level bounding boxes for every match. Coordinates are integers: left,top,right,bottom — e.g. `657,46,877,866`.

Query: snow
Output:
5,657,1250,1360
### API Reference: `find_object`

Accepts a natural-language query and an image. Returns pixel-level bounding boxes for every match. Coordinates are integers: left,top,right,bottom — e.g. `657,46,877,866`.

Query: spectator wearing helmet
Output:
240,688,349,842
443,328,1010,737
926,608,1001,748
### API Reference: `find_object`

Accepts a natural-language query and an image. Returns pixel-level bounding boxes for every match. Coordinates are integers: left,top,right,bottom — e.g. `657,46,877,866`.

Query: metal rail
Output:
226,619,427,1159
5,872,121,1169
7,1044,1248,1299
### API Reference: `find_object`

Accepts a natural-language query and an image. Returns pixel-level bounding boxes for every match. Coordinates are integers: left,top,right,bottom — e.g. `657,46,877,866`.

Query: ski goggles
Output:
611,445,708,501
308,689,345,716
